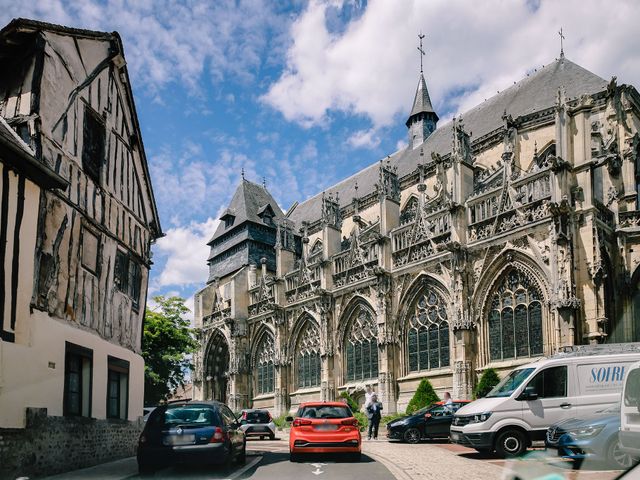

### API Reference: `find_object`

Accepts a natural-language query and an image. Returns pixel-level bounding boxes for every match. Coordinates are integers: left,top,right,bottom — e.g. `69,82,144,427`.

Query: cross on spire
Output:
417,32,425,73
241,167,245,180
558,27,565,58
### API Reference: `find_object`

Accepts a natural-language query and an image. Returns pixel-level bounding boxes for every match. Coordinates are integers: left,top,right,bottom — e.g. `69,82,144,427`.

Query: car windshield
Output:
297,405,352,419
486,368,535,398
164,406,217,426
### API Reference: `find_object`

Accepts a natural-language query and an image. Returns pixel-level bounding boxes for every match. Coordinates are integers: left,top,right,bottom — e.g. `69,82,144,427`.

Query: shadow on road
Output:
257,451,375,466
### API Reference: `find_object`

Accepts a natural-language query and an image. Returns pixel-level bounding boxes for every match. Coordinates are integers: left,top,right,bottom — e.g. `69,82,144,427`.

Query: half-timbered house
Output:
0,19,161,477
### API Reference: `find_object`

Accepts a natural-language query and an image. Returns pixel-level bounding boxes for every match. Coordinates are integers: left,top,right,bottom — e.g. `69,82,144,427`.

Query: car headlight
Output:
471,412,492,424
566,425,604,438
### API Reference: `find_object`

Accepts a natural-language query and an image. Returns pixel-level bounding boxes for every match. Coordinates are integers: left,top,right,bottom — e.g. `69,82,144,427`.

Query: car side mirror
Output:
517,385,538,401
285,416,293,422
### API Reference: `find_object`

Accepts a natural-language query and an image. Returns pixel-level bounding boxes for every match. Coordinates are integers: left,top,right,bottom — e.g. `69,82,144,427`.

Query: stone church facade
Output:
193,55,640,416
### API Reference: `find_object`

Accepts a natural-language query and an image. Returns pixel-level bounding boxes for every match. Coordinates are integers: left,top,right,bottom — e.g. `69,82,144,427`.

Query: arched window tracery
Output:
487,268,544,361
256,333,275,394
400,196,419,225
407,288,450,372
344,305,378,382
297,321,321,389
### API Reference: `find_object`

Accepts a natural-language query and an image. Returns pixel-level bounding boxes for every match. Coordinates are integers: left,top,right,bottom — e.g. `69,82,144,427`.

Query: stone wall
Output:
0,408,143,479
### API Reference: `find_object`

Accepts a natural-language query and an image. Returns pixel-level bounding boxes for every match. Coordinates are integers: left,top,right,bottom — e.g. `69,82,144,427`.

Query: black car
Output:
137,401,246,474
387,401,470,444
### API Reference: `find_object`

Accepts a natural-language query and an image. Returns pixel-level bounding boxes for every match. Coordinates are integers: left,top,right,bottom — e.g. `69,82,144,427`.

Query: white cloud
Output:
1,0,291,96
154,217,219,288
263,0,640,128
348,128,381,149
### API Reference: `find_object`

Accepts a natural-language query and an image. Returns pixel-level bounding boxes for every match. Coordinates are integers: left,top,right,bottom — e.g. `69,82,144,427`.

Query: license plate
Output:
450,432,460,441
315,424,338,431
164,434,195,445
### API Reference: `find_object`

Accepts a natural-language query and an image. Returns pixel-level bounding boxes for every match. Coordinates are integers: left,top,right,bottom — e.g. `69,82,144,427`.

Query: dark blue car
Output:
545,404,635,469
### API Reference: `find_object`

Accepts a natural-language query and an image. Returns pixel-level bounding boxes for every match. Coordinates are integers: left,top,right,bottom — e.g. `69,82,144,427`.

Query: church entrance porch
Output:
204,331,230,403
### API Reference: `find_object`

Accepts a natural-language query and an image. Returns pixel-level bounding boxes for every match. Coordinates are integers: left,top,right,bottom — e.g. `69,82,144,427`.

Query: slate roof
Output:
407,72,438,123
287,57,608,228
209,179,285,243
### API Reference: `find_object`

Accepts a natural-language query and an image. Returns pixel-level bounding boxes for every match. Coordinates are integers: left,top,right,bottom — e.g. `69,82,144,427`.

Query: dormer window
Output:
257,204,276,226
220,210,235,229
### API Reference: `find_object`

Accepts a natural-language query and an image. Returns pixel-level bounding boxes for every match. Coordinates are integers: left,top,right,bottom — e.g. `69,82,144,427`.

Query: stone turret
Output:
406,72,439,149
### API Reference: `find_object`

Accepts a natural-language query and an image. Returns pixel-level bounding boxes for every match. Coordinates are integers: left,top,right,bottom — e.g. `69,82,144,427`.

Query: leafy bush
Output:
339,391,359,412
273,413,290,429
473,368,501,399
406,378,440,414
353,411,368,432
381,412,406,425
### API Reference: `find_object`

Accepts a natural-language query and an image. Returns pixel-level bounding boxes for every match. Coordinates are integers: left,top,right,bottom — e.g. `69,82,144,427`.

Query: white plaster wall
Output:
0,310,144,428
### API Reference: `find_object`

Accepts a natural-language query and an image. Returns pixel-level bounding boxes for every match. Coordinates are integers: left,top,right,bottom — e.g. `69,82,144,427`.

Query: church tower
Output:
406,33,438,149
406,71,438,149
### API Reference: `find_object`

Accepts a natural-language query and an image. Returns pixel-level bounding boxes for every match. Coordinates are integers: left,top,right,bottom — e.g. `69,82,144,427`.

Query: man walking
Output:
366,394,383,440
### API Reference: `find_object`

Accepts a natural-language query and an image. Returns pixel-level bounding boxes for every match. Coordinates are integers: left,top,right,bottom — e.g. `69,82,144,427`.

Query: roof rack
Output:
552,343,640,358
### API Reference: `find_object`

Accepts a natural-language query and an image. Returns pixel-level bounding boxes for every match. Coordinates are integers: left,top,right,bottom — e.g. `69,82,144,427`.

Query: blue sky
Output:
2,0,640,318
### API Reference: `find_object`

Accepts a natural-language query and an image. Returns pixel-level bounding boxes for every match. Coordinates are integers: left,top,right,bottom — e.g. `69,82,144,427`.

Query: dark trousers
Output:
368,417,380,438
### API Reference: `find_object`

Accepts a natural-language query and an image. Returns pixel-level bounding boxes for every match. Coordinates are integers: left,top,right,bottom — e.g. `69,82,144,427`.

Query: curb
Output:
364,449,415,480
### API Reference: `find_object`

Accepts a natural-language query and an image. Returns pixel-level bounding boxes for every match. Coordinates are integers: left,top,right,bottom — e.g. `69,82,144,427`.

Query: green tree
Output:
339,390,359,412
406,379,440,414
473,368,501,399
143,296,198,404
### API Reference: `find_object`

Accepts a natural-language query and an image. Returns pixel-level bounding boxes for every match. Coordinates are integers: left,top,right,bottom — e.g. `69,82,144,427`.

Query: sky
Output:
2,0,640,320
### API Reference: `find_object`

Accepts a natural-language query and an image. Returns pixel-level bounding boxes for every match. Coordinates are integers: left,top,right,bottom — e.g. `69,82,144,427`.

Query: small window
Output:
81,228,100,274
82,106,105,184
625,369,640,407
526,366,567,398
107,356,129,419
114,250,142,308
64,342,93,417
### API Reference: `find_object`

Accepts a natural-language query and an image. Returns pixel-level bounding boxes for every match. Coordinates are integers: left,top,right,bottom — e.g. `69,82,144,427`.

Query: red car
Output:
286,402,361,462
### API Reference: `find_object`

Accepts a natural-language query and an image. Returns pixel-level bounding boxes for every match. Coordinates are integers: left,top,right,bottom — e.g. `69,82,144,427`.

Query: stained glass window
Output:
345,306,379,382
297,321,321,388
487,268,544,361
256,334,275,394
407,287,450,372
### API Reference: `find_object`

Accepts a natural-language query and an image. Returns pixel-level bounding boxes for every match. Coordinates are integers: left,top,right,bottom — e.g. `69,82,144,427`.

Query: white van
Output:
450,343,640,457
620,360,640,457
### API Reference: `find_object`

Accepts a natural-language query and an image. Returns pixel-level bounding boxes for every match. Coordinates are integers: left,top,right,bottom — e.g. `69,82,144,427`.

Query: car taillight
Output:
210,427,225,443
341,418,358,426
268,413,273,422
292,418,313,427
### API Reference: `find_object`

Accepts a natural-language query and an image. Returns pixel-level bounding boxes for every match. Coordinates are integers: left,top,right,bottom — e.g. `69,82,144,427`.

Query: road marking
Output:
222,455,262,480
310,462,326,475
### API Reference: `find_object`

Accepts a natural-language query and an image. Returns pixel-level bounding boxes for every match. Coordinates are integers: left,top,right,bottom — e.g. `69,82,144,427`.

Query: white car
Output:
239,409,276,440
620,360,640,457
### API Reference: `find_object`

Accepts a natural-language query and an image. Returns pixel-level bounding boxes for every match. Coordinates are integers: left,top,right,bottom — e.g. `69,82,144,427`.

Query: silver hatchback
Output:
239,409,276,440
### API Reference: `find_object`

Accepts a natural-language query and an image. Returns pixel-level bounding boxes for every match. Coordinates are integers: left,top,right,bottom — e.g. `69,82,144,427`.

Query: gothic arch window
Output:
255,333,275,395
487,268,544,361
400,196,419,225
344,305,379,382
296,321,321,389
407,288,450,372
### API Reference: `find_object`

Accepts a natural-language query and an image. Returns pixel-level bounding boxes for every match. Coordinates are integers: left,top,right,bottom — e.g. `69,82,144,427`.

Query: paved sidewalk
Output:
362,439,503,480
40,457,138,480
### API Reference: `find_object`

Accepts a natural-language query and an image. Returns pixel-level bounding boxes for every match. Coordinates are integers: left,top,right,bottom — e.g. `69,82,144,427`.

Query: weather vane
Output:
417,32,426,73
558,27,565,58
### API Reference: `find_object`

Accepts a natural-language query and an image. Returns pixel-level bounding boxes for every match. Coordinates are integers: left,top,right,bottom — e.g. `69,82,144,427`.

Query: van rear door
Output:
519,364,577,438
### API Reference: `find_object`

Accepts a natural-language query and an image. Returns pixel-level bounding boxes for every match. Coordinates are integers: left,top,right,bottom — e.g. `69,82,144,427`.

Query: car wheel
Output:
260,435,265,440
290,452,300,463
495,429,527,457
608,435,635,470
269,433,275,440
236,441,247,465
403,428,421,444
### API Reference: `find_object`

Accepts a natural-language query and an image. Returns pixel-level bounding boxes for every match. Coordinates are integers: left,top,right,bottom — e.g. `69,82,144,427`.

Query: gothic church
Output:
193,54,640,415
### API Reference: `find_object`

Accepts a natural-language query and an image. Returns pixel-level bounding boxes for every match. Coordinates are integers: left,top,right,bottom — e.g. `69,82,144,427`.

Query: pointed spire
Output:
407,72,438,123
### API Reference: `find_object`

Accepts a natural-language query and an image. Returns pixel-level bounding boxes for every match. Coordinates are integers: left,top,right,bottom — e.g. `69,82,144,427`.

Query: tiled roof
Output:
287,57,608,228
